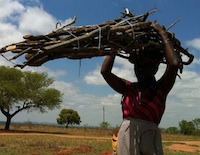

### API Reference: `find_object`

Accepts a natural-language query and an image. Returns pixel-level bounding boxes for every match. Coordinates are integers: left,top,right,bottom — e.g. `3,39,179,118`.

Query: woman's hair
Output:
129,48,164,65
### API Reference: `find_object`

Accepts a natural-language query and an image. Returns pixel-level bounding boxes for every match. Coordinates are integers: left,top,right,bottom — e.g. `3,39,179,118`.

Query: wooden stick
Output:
9,47,33,60
44,25,110,52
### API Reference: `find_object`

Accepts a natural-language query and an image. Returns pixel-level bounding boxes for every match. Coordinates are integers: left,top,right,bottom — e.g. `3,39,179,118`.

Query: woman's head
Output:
129,48,163,81
134,62,159,81
129,48,163,64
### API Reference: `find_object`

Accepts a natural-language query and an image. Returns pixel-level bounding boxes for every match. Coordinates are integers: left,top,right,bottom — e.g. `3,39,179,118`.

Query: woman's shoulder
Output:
123,80,138,91
122,79,135,86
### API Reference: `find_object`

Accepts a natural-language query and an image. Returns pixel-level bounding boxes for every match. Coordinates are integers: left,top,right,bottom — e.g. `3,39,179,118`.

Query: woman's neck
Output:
137,76,156,91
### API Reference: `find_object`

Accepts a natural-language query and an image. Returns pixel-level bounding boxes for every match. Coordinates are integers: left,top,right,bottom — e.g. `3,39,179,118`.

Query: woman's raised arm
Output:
101,55,127,94
151,23,179,94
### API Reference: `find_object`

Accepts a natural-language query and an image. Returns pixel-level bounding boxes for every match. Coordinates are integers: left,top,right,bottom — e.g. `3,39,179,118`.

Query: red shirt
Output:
121,82,166,125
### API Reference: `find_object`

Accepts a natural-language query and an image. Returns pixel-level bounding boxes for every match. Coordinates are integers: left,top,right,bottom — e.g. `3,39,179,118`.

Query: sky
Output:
0,0,200,128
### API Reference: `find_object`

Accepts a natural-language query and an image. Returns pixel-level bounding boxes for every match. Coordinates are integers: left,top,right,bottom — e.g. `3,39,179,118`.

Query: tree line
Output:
164,118,200,135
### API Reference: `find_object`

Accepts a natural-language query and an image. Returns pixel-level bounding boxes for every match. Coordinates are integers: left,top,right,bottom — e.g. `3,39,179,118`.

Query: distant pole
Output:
103,106,105,122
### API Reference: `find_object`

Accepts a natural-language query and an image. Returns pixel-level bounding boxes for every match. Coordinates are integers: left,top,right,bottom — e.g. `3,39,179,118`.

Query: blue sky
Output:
0,0,200,128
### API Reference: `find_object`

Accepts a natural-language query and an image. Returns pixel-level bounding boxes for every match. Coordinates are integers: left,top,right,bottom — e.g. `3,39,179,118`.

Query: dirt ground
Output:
1,132,200,154
164,141,200,153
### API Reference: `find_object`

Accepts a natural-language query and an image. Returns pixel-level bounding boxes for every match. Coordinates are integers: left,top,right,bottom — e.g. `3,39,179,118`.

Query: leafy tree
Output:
57,109,81,128
192,118,200,130
165,127,179,134
0,66,63,130
100,121,110,129
179,119,196,135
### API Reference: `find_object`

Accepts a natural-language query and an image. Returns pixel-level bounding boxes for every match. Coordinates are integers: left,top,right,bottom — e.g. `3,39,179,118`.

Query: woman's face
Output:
134,63,159,81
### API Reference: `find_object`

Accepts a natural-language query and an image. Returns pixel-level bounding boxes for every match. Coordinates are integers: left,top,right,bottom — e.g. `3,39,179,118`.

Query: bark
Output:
1,105,28,130
4,115,12,130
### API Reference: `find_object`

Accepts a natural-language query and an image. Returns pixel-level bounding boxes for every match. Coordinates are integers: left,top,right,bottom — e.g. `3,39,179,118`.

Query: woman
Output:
101,23,178,155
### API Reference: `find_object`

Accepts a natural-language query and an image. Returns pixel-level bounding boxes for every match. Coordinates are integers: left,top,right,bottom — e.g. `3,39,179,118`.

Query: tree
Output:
192,118,200,130
0,66,63,130
100,121,110,129
57,109,81,128
165,127,179,134
179,119,196,135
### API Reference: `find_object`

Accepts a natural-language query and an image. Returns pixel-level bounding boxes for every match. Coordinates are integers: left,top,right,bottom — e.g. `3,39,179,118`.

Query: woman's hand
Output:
151,22,166,35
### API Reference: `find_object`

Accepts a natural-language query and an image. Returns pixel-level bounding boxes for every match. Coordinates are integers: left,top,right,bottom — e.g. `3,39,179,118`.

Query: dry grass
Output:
0,134,112,155
1,124,200,155
162,133,200,141
2,124,114,137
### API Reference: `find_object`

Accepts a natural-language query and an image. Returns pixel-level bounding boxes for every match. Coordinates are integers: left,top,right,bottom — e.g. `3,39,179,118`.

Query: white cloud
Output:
0,0,71,49
23,65,67,80
192,58,200,65
0,22,24,48
52,81,79,96
0,0,24,21
159,68,200,127
84,56,136,85
18,6,57,34
100,93,121,106
84,67,105,85
186,38,200,51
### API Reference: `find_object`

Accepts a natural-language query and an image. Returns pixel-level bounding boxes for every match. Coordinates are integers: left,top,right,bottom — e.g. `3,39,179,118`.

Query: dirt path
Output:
1,132,200,153
0,132,111,140
164,141,200,153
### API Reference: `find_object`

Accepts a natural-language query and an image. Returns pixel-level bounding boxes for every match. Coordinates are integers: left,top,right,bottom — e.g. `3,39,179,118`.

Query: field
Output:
0,124,200,155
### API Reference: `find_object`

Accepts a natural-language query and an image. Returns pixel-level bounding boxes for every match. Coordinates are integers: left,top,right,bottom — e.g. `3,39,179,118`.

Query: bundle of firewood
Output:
0,8,194,72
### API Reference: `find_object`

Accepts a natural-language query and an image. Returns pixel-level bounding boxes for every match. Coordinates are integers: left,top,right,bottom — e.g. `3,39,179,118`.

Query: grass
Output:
0,124,113,155
0,134,111,155
162,133,200,141
7,124,114,137
0,124,200,154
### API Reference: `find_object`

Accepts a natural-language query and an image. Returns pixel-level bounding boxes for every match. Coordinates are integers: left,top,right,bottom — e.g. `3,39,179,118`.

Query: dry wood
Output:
0,8,194,72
